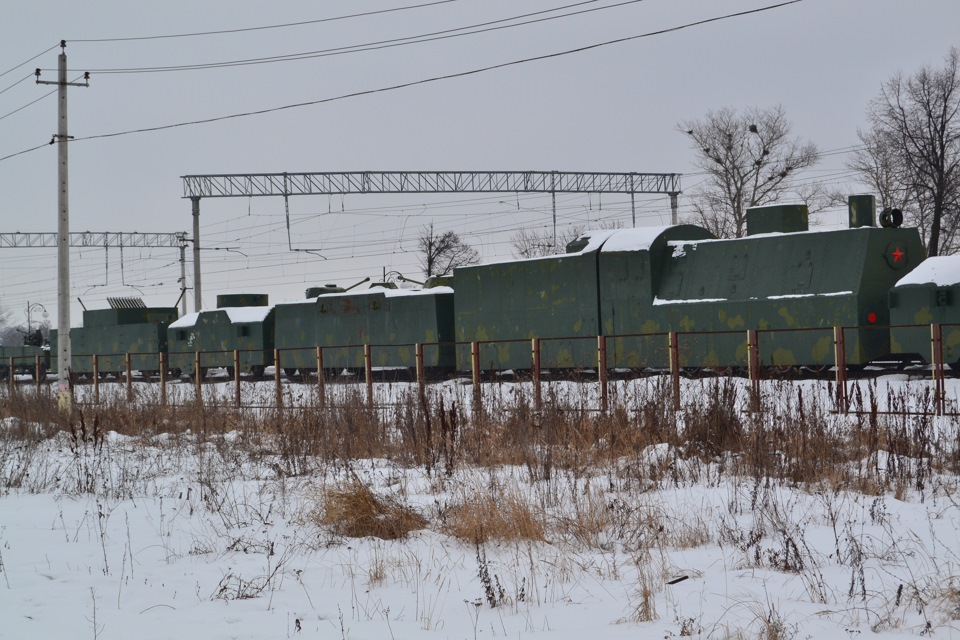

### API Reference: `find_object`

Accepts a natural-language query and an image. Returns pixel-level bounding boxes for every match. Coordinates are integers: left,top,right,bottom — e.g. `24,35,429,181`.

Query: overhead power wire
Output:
0,72,34,98
79,0,622,75
68,1,805,144
69,0,463,42
0,74,86,124
0,43,59,80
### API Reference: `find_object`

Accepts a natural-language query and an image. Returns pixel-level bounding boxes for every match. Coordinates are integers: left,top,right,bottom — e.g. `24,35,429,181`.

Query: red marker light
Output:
867,312,877,324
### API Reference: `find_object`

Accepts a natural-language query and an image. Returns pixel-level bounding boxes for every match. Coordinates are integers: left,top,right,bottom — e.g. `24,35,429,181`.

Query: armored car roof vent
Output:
745,203,809,235
107,297,146,309
848,194,876,228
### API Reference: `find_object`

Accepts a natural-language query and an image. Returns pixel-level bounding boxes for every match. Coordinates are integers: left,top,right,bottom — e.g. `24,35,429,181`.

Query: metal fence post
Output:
364,344,373,408
274,349,283,409
93,354,100,405
747,329,761,411
598,335,608,414
471,341,482,415
834,326,848,412
415,342,426,408
932,323,945,416
195,351,202,403
125,352,133,401
35,355,42,393
531,338,542,411
316,346,325,409
159,351,167,408
8,357,13,396
233,349,241,408
668,332,681,411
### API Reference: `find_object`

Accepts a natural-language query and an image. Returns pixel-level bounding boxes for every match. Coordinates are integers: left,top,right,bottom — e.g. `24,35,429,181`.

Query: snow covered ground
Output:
2,375,960,639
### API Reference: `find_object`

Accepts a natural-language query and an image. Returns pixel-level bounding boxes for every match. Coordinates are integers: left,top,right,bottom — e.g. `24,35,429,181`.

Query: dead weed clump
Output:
315,478,426,540
682,379,744,460
442,486,546,544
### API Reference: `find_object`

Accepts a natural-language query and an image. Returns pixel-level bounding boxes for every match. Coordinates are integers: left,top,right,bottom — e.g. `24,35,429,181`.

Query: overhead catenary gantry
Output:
181,170,683,312
0,231,192,315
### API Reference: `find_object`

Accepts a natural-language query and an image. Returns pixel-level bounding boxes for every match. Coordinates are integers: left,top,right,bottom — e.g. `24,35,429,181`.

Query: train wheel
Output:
250,365,265,378
226,366,235,378
767,365,800,379
192,367,208,381
801,364,831,377
283,367,298,379
31,365,47,382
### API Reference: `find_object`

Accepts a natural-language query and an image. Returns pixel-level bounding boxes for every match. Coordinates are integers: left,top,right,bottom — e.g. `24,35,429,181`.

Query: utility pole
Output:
179,234,188,316
36,40,89,408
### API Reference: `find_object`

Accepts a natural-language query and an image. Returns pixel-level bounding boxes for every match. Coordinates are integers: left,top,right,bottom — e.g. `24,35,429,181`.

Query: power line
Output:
68,0,805,144
0,73,86,124
0,43,59,80
68,0,464,43
78,0,629,75
0,72,33,98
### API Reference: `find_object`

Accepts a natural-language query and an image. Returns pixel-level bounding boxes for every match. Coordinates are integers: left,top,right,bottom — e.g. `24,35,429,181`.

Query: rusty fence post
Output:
471,341,482,416
194,351,202,403
274,349,283,409
668,332,681,412
747,330,761,412
35,355,42,393
415,343,426,408
315,346,325,409
364,344,373,408
598,335,608,414
159,351,167,408
531,338,542,412
92,355,100,405
834,326,848,412
233,349,241,408
932,323,945,417
7,357,14,396
125,352,133,402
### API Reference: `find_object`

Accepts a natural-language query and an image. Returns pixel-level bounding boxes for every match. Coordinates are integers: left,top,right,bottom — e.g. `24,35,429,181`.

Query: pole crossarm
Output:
181,171,682,198
0,232,187,249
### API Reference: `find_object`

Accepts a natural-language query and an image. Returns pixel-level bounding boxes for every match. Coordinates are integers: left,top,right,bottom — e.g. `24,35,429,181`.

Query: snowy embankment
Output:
2,375,960,639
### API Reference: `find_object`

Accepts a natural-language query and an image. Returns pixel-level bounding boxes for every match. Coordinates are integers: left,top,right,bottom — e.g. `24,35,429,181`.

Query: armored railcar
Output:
454,225,713,372
454,196,924,373
274,282,455,377
641,199,924,369
889,256,960,367
167,294,274,379
49,298,177,379
0,345,50,380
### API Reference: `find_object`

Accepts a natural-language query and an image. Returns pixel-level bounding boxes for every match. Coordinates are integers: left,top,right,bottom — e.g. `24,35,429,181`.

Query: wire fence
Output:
3,323,958,416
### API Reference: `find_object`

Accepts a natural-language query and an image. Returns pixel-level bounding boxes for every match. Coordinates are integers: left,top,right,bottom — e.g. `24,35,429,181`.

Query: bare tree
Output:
0,306,20,346
854,47,960,256
417,223,480,277
678,105,821,238
511,220,625,258
511,226,582,259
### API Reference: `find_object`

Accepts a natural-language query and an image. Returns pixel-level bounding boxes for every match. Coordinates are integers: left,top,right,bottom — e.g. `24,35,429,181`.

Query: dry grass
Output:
442,485,546,544
315,477,426,540
3,374,958,507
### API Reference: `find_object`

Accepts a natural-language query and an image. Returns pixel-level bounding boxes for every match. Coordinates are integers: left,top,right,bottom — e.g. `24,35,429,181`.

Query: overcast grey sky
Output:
1,0,958,328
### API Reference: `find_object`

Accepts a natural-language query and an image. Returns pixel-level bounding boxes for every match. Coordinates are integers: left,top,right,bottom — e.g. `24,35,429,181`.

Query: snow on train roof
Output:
168,306,273,328
894,256,960,287
169,312,199,329
579,226,686,253
278,285,454,305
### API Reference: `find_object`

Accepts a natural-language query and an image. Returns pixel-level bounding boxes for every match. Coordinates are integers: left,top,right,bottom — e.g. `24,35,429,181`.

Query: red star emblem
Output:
891,246,904,263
